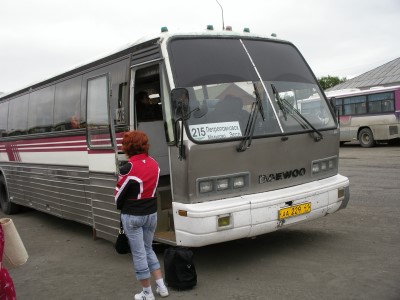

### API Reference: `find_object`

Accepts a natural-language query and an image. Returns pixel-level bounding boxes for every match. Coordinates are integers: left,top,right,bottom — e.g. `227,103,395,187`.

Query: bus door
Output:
131,64,169,176
86,74,119,240
131,64,173,240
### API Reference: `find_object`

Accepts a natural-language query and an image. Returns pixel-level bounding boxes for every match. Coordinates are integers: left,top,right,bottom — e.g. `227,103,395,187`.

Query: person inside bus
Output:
115,131,169,300
70,110,80,129
136,91,162,122
208,94,250,131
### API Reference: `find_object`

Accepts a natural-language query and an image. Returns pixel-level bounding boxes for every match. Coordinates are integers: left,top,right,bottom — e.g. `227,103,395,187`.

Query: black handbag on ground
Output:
115,219,130,254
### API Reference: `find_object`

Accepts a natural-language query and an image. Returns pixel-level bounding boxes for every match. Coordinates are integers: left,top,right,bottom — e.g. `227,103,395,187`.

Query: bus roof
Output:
1,29,283,100
325,85,400,99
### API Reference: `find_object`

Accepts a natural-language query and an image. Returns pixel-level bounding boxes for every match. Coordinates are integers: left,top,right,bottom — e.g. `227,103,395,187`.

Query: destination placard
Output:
189,121,242,141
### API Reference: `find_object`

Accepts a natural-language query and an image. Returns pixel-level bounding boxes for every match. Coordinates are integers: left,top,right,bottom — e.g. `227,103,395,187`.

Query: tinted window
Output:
87,76,109,125
169,38,258,87
54,76,82,131
8,94,29,136
0,101,9,137
343,96,366,115
28,86,55,133
87,75,113,148
243,40,315,83
368,92,394,113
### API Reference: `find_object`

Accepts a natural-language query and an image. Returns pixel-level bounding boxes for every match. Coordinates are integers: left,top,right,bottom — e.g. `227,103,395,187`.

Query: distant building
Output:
327,57,400,91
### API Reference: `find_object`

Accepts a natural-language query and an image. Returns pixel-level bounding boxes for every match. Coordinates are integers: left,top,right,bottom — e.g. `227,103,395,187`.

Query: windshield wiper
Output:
237,83,265,152
271,84,323,142
271,84,287,121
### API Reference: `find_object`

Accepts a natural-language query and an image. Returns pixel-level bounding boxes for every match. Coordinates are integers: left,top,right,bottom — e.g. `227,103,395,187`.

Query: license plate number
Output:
278,202,311,220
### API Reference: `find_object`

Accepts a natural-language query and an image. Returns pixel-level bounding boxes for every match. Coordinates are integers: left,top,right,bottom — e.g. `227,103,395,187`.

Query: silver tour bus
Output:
0,27,349,247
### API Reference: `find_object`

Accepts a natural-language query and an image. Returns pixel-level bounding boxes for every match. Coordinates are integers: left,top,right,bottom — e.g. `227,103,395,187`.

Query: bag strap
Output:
119,215,124,234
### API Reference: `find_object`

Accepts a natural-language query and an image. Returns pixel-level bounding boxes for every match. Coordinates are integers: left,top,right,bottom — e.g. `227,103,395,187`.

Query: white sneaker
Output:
134,290,155,300
156,286,169,297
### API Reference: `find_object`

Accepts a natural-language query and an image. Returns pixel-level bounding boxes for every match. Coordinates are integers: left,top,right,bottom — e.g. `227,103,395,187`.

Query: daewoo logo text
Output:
258,168,306,184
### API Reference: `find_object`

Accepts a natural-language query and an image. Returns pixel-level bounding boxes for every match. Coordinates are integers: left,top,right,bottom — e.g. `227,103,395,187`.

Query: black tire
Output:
0,175,20,215
358,128,375,148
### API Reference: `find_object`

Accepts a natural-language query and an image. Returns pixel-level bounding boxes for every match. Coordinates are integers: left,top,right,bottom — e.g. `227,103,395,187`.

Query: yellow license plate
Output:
278,202,311,220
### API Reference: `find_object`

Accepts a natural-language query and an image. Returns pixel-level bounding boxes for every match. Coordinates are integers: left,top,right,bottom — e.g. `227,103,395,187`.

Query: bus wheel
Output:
359,128,375,148
0,176,19,215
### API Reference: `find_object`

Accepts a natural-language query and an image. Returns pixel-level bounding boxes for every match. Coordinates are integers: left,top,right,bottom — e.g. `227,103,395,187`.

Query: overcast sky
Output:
1,0,399,94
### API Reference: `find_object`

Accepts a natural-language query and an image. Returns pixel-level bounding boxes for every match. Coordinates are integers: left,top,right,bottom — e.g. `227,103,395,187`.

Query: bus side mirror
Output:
171,88,190,119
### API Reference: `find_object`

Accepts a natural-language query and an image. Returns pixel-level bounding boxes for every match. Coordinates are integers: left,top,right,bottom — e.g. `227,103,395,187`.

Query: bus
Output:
0,27,350,247
326,86,400,147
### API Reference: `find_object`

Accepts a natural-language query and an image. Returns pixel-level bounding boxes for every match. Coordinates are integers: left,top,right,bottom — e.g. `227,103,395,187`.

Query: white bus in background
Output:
0,27,349,247
326,86,400,147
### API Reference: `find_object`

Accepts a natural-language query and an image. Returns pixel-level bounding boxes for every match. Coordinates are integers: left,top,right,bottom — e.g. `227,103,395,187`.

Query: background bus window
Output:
0,101,8,137
8,94,29,136
343,96,366,115
333,98,343,115
368,92,394,113
28,86,55,134
54,76,83,131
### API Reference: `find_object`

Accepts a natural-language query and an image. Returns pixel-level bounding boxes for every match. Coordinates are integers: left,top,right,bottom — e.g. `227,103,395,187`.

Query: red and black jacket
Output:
115,154,160,215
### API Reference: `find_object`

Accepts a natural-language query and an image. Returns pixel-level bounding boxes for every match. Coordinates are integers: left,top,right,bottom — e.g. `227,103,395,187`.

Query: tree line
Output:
318,75,346,90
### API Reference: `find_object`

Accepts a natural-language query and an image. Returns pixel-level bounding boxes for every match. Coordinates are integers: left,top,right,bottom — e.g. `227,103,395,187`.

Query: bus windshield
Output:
168,37,336,142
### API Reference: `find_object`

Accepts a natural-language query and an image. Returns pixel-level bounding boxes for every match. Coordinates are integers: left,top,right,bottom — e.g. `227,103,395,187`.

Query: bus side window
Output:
28,86,55,134
0,101,9,137
8,94,28,136
54,76,83,131
382,100,394,112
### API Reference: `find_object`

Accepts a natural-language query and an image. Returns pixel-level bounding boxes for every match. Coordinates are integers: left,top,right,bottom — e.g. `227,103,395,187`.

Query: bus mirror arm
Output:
173,119,185,161
174,106,201,160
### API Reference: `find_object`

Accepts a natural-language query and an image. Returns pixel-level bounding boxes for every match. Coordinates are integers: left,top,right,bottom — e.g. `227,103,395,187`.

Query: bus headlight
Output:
199,181,213,193
216,178,230,191
233,176,245,189
312,164,320,173
328,159,335,169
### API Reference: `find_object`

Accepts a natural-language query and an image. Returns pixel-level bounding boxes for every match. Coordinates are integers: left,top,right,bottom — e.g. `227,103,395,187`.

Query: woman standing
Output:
0,223,16,300
115,131,169,300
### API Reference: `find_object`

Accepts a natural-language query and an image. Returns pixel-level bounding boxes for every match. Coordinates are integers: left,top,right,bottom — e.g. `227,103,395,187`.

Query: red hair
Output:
122,131,150,157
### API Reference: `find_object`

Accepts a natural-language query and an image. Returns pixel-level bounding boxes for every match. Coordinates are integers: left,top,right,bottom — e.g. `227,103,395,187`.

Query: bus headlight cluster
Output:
312,156,337,175
197,172,249,195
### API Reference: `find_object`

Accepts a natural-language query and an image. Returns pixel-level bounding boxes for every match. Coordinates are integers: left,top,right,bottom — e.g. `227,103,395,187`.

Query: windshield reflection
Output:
185,81,335,142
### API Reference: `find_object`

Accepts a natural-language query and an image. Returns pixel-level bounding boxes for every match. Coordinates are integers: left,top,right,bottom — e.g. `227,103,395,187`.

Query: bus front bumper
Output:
172,174,350,247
